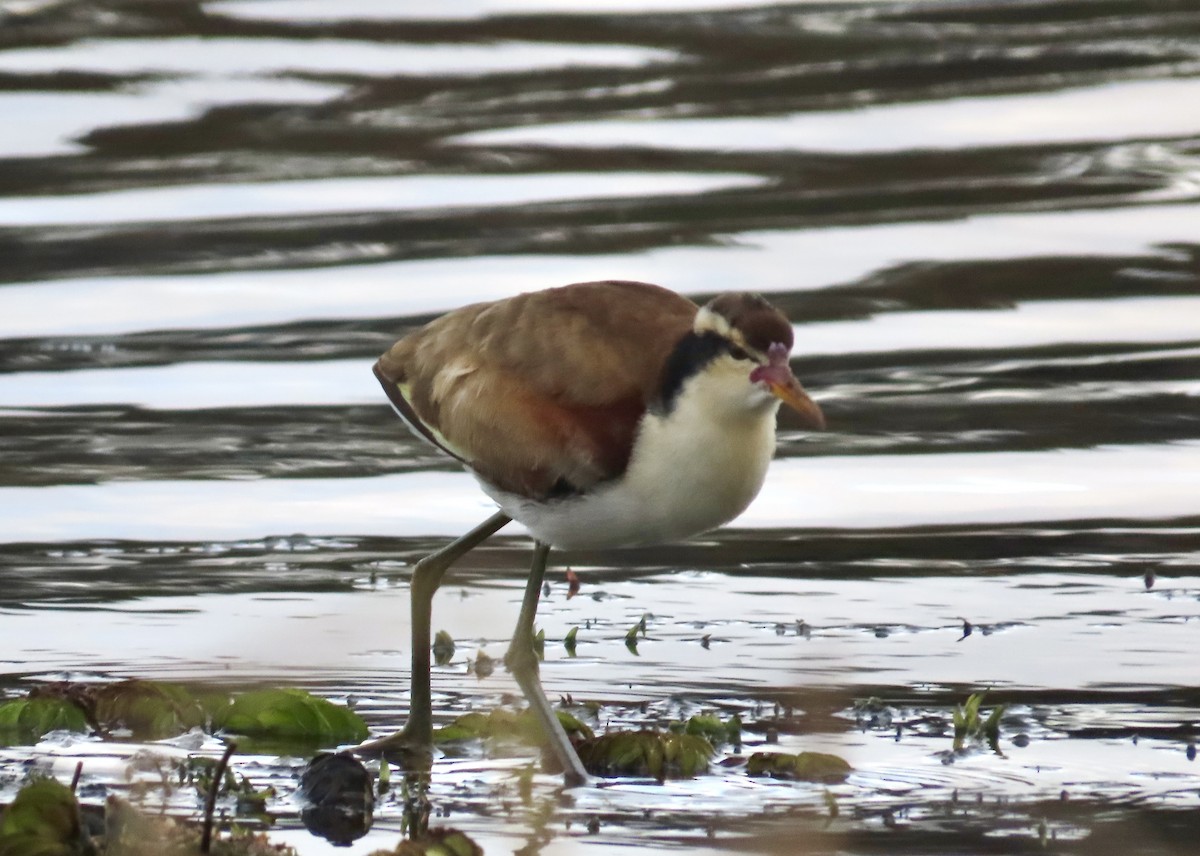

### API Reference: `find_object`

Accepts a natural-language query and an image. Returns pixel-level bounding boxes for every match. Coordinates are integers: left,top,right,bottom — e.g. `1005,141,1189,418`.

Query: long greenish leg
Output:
357,510,510,757
505,541,591,787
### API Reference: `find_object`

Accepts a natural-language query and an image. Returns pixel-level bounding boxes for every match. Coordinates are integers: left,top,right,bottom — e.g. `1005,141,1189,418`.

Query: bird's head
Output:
693,293,826,431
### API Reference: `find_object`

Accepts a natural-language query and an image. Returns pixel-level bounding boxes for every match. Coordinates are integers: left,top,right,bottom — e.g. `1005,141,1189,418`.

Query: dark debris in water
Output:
297,752,374,846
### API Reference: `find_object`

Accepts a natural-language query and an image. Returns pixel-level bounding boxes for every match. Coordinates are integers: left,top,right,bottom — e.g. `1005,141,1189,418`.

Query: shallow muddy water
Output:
2,0,1200,853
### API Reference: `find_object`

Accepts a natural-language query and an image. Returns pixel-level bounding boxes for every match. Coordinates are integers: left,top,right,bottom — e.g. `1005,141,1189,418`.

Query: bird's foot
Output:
504,635,540,674
352,728,434,772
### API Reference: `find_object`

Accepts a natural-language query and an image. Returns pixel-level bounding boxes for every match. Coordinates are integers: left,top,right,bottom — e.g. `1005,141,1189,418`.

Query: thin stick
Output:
200,741,236,854
70,761,83,792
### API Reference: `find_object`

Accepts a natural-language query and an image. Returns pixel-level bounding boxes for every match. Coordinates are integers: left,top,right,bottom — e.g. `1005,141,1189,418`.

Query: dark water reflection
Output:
2,1,1200,853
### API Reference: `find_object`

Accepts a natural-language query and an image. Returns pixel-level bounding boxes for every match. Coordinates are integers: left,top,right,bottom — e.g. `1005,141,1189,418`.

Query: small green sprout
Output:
624,624,640,654
952,691,1005,754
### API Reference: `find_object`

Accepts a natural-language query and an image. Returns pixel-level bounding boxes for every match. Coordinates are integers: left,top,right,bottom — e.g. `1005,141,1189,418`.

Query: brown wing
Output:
375,280,697,499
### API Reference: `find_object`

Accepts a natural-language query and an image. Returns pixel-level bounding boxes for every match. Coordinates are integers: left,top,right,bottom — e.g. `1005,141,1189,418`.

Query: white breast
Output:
482,357,781,550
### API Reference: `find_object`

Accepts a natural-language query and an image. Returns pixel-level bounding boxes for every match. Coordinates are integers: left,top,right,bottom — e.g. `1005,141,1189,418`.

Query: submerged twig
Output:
201,740,237,854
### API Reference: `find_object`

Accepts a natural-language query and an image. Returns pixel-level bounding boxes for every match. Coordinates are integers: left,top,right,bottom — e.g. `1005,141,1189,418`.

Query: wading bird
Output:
367,281,825,785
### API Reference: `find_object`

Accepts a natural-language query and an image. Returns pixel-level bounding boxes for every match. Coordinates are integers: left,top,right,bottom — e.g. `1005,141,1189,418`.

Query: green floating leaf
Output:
93,679,206,740
0,698,88,743
0,777,91,856
746,751,852,783
432,711,491,744
217,689,367,744
433,708,593,746
379,827,483,856
563,626,579,657
576,731,713,780
678,713,741,747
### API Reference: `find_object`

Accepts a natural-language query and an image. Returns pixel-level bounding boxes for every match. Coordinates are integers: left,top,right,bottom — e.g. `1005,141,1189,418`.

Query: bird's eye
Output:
728,345,753,362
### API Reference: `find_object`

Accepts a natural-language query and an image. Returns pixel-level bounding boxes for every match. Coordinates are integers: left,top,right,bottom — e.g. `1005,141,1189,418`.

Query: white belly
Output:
481,400,780,550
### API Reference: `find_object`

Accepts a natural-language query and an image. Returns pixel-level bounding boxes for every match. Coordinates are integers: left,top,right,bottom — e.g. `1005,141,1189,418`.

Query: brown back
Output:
376,281,697,498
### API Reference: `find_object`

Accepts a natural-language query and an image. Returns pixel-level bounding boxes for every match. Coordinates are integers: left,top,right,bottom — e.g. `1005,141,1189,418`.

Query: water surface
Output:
2,1,1199,853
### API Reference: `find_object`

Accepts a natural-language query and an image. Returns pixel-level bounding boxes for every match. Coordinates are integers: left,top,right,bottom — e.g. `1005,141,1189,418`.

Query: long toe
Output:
353,729,434,772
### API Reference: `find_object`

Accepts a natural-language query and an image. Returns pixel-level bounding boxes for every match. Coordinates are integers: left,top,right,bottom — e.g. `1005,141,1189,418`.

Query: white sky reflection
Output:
0,172,760,227
0,443,1195,543
454,77,1200,153
3,201,1199,338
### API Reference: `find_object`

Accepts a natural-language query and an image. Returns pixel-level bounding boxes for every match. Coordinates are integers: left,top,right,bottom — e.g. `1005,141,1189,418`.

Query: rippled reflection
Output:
3,0,1200,853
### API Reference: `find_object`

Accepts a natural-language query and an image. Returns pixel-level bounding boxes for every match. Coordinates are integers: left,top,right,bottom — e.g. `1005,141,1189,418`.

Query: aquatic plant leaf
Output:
193,689,234,725
432,711,491,743
984,703,1006,754
92,680,205,739
433,708,593,746
952,690,1004,753
432,631,455,667
217,689,367,743
745,751,852,782
680,713,741,747
553,710,593,742
0,698,88,743
0,777,91,856
576,730,712,780
563,626,578,656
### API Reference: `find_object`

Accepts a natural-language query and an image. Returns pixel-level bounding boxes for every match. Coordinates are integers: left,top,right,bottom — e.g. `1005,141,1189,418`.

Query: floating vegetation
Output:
433,708,593,746
0,680,213,742
367,827,483,856
576,730,713,780
0,777,298,856
431,710,741,780
91,680,210,739
745,751,852,783
1,681,364,749
563,626,579,656
0,697,88,744
218,688,368,744
672,713,742,748
432,631,456,667
471,650,494,678
0,681,365,748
